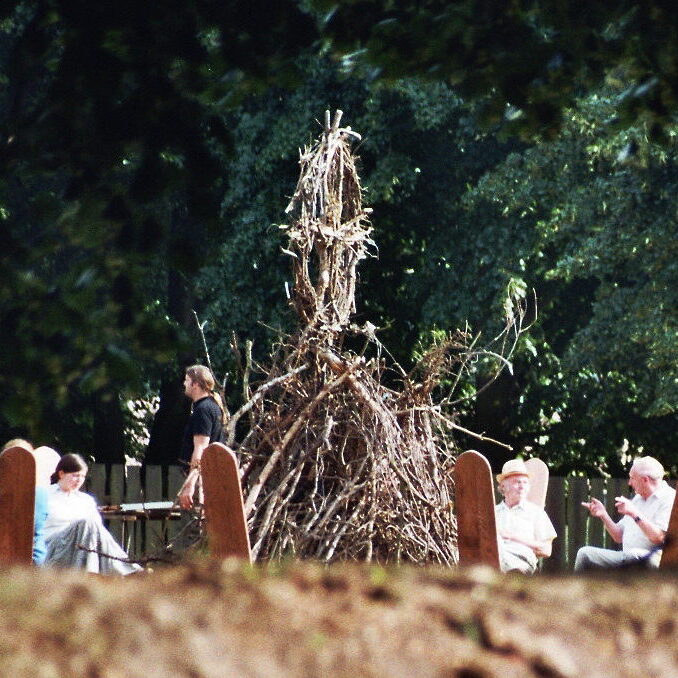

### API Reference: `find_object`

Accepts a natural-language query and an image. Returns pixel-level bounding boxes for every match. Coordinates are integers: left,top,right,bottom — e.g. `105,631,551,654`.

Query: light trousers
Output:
574,546,643,571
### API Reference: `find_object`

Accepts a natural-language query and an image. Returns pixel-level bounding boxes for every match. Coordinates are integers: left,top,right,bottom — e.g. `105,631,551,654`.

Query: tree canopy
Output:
425,86,678,473
314,0,678,138
0,1,318,453
2,1,678,475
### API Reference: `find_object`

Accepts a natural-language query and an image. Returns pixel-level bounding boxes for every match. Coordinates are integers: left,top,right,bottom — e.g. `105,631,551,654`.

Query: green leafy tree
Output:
425,86,678,474
196,56,521,391
314,0,678,137
0,1,318,457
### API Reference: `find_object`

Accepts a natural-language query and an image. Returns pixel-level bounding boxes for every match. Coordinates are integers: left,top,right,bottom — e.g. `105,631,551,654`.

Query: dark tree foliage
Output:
314,0,678,138
0,1,318,457
196,57,521,390
432,88,678,475
3,0,677,475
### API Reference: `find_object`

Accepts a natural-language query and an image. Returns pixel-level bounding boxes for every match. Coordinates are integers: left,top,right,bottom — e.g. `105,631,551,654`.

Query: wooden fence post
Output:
587,477,606,548
201,443,252,562
543,476,567,572
0,447,35,565
454,450,499,569
566,476,589,566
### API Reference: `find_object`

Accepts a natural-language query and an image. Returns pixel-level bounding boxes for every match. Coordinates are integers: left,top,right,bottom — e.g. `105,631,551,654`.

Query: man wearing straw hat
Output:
575,456,675,570
495,458,557,573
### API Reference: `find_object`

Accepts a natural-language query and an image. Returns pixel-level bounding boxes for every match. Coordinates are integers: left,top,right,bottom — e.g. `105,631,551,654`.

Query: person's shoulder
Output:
198,396,221,415
657,481,676,499
194,396,218,411
524,500,548,515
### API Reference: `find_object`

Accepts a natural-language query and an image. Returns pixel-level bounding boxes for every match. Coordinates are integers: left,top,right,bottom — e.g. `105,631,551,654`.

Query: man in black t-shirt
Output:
177,365,225,510
179,395,223,465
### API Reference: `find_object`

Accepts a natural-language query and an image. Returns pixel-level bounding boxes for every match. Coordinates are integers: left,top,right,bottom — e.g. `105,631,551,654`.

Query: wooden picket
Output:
566,476,589,564
587,478,607,548
0,447,35,565
83,464,188,560
542,476,567,572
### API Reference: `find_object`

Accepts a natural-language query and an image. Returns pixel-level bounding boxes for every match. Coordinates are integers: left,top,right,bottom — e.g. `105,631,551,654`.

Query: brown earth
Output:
2,559,678,678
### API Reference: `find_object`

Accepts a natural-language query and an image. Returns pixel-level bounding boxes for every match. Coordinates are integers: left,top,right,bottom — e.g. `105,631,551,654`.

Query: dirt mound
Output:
2,561,677,677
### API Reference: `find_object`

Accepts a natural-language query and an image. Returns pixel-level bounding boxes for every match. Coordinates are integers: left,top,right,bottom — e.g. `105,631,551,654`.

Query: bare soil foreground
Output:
2,560,678,677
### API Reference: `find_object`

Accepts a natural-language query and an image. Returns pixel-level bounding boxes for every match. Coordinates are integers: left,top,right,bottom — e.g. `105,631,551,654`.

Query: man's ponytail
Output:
185,364,227,425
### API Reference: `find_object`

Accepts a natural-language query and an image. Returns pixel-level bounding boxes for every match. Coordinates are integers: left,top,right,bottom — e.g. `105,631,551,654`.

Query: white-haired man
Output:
575,456,676,570
495,459,557,574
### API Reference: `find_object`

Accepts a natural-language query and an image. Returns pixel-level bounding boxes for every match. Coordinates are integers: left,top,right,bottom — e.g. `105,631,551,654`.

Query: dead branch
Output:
244,371,351,515
76,544,178,567
225,364,309,447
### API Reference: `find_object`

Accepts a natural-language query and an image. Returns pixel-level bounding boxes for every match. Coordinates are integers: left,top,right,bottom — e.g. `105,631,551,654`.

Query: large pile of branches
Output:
224,111,524,564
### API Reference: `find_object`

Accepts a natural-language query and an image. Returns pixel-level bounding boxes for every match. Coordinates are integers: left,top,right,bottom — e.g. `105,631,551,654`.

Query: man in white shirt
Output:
575,456,676,570
495,459,557,573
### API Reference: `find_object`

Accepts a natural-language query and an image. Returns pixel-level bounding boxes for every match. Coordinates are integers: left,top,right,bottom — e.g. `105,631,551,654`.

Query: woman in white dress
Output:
44,453,141,575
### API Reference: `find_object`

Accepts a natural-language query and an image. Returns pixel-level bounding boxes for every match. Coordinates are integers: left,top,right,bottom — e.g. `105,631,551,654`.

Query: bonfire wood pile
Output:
216,111,536,565
225,111,465,564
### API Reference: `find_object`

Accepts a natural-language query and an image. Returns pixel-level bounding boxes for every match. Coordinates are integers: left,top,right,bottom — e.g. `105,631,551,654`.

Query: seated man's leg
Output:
499,542,538,574
574,546,630,571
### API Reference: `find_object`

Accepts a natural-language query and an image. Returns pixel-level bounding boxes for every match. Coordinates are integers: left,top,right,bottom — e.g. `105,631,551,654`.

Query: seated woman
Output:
43,453,141,575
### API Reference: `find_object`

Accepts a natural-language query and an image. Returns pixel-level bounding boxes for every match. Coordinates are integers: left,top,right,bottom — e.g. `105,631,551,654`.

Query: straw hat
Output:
496,458,531,483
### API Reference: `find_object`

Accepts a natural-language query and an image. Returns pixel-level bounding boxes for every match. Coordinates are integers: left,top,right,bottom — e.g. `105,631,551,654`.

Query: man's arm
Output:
189,434,210,469
498,530,553,558
582,498,624,543
533,538,553,559
615,496,666,545
178,434,210,509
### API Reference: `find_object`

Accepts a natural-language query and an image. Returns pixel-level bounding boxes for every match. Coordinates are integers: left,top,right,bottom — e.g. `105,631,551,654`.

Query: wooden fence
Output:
87,465,663,570
85,463,185,508
86,464,188,560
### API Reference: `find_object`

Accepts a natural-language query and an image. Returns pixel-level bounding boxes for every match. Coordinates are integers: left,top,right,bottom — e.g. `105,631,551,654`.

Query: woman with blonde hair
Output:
178,364,227,510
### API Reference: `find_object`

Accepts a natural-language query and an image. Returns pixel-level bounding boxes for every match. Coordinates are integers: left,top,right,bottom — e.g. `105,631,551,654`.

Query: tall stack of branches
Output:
225,111,528,564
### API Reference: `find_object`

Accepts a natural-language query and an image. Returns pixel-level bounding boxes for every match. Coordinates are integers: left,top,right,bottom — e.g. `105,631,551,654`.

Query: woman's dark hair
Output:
50,453,88,485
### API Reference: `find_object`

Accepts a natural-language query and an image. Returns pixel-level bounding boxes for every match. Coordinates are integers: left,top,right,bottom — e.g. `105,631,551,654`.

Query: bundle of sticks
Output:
224,111,529,564
216,111,461,564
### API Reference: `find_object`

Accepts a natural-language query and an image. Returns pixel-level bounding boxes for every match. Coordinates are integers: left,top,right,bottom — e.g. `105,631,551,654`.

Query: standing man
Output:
575,456,675,570
495,459,557,574
177,365,226,510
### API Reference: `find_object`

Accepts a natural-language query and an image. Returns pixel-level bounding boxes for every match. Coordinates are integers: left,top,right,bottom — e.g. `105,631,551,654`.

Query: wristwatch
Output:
634,515,642,523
